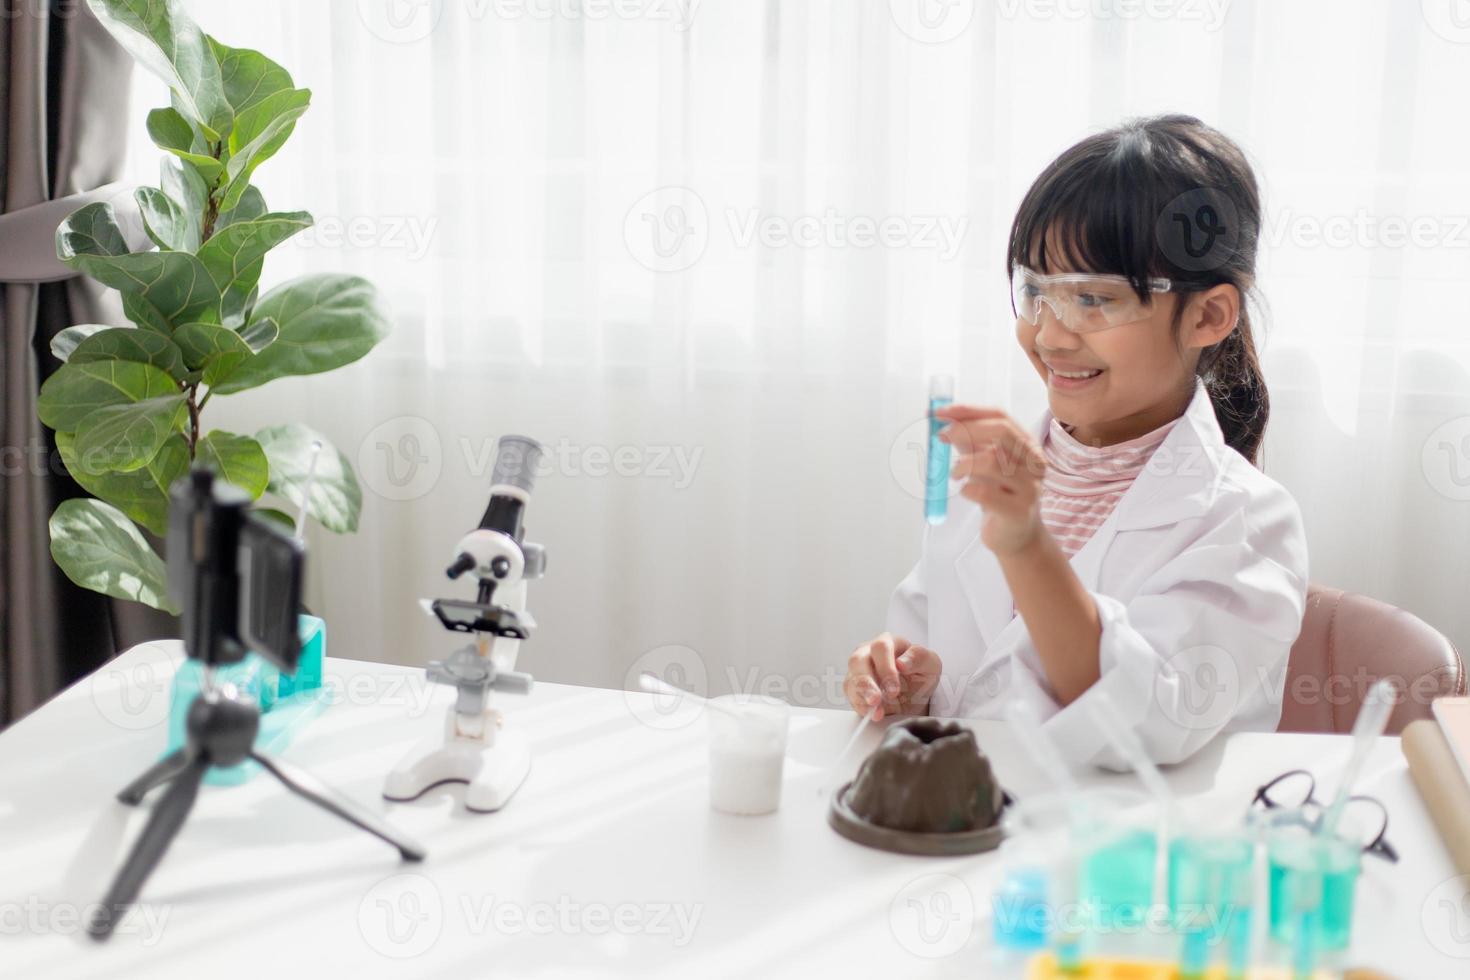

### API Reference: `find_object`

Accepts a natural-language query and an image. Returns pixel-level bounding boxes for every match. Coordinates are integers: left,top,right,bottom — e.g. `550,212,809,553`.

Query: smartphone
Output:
236,517,304,673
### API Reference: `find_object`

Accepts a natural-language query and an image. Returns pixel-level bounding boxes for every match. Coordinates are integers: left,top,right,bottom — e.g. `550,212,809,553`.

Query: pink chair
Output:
1279,584,1465,735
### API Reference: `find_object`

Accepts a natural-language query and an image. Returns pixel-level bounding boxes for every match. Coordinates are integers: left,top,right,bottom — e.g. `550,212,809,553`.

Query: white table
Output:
2,641,1466,979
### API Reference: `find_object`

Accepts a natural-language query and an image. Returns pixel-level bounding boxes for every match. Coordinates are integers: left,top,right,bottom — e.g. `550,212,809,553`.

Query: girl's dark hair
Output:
1006,114,1269,466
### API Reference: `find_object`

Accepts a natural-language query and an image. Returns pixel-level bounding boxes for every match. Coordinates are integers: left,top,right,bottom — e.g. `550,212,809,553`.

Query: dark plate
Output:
827,781,1008,856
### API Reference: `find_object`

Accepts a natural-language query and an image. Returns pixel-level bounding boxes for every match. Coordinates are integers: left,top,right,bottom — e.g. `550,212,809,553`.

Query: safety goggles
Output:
1252,769,1398,863
1010,265,1173,333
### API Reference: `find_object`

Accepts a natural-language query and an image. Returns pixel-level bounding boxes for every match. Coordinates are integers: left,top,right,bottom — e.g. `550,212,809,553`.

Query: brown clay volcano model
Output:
828,717,1009,855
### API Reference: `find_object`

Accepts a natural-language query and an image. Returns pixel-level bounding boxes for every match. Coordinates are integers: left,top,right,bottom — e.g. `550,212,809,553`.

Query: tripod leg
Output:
116,748,191,805
89,756,208,940
251,751,426,862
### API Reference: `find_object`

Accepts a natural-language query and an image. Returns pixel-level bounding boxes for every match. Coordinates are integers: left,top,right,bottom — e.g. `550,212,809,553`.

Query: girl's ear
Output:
1181,283,1241,351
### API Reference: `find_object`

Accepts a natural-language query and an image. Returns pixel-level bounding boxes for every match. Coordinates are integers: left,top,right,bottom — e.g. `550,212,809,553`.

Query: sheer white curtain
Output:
123,1,1470,699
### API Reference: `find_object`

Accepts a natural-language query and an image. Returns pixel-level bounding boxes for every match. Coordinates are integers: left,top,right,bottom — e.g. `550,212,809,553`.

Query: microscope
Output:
383,435,548,813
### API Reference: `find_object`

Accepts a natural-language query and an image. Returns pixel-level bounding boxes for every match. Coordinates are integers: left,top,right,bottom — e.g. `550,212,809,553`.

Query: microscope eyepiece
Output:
490,436,542,495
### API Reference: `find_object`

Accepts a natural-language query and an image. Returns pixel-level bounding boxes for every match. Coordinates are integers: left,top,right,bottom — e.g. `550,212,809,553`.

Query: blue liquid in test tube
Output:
925,375,953,525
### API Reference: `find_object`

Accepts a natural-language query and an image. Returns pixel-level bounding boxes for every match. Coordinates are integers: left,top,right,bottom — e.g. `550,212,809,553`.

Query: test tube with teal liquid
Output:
925,375,953,524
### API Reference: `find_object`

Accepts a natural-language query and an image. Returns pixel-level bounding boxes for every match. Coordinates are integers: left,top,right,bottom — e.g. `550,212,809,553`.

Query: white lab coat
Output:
886,377,1308,770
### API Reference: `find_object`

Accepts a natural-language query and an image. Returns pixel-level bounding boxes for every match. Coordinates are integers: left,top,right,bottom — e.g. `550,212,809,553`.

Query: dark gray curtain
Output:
1,2,176,727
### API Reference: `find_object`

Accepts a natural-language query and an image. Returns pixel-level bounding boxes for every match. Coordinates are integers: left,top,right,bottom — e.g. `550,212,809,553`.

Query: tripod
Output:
89,678,425,939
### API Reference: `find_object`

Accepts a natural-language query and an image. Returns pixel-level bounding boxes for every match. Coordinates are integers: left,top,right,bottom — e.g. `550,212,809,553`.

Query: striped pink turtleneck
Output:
1040,414,1179,558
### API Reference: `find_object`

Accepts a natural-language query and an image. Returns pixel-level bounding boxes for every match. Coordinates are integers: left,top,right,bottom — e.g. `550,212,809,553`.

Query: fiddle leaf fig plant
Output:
40,0,388,613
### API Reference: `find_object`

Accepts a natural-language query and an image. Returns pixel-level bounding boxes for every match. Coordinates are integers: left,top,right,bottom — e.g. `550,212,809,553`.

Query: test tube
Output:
925,375,954,525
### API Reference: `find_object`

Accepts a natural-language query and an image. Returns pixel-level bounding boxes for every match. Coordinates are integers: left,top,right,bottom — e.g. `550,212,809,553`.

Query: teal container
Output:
1267,830,1359,953
1079,827,1158,932
991,866,1051,951
164,614,328,785
1169,833,1255,976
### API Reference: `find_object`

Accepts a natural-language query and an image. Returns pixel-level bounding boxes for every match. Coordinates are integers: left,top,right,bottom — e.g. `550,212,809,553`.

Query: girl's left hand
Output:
936,405,1047,555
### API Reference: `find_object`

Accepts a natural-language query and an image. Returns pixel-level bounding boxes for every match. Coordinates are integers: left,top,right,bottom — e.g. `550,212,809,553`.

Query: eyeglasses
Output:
1251,769,1398,863
1010,265,1173,333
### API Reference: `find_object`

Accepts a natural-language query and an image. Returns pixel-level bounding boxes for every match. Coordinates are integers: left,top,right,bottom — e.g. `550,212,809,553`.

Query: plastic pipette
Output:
819,701,879,796
1086,691,1173,913
1318,678,1396,839
636,672,744,719
1004,700,1086,970
1004,700,1084,802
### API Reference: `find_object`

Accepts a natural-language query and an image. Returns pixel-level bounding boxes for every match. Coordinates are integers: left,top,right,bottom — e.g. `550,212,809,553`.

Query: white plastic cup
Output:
707,694,790,815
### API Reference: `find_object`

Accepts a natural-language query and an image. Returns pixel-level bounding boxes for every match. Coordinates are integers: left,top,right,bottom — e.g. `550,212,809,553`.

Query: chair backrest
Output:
1279,584,1465,735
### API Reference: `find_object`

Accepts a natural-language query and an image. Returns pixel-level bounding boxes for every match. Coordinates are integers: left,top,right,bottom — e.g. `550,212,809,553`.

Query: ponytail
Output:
1197,306,1269,466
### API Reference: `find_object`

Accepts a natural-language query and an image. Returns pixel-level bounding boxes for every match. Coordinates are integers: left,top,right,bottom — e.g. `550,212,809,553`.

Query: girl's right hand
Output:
843,633,943,721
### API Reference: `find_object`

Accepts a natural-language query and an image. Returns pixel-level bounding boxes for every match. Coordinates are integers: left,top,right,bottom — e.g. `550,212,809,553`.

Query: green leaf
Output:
197,431,269,499
57,431,186,536
118,251,219,325
218,87,311,211
69,327,187,381
215,185,266,232
173,321,257,387
196,211,311,321
251,506,297,533
173,320,252,368
48,497,179,613
145,107,224,185
256,424,361,533
209,36,295,123
239,316,279,353
161,156,208,239
56,203,221,324
37,360,180,432
86,0,230,140
123,292,172,334
135,186,197,252
55,201,130,265
73,395,189,472
50,324,111,362
210,274,391,394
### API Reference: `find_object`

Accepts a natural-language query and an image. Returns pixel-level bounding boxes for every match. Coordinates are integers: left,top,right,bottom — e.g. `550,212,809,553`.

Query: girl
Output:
843,115,1308,769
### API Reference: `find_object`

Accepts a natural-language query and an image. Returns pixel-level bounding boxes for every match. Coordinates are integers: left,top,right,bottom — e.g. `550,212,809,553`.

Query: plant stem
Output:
200,140,223,241
186,385,202,459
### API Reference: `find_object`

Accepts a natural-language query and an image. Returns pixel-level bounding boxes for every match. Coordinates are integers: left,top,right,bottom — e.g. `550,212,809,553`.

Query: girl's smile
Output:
1038,355,1106,392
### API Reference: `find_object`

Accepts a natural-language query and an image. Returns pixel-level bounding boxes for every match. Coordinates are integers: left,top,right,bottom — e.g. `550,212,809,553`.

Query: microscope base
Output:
383,728,531,813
